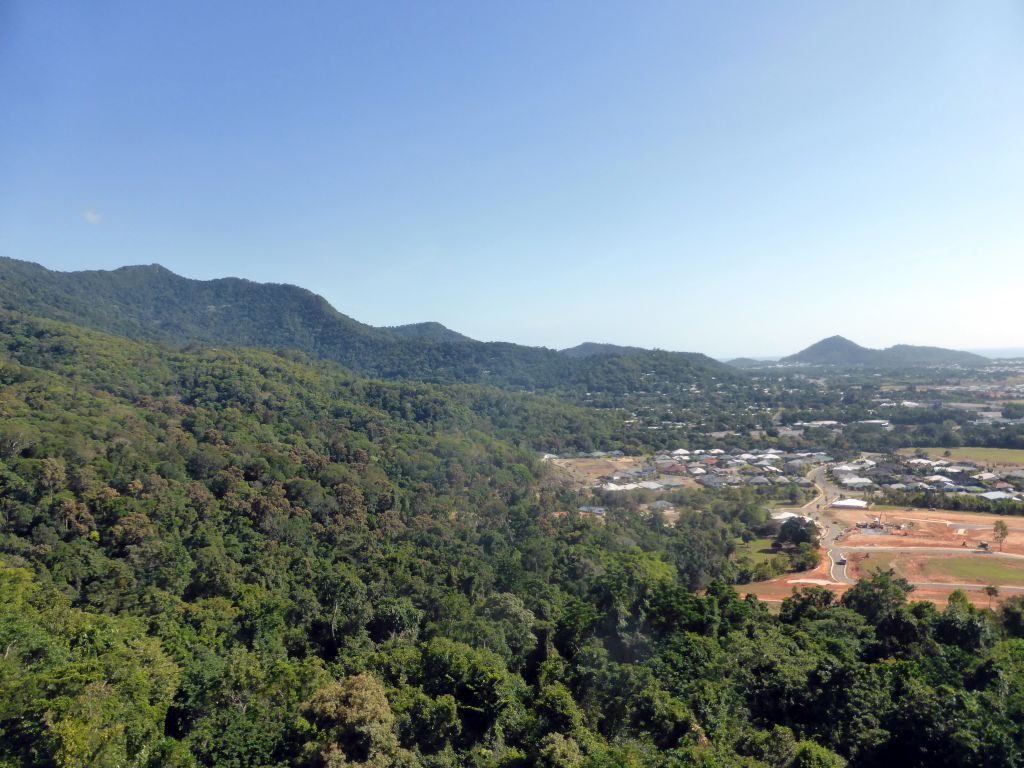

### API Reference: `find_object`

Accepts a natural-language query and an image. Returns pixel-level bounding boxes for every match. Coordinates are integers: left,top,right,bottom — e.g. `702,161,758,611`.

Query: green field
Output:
857,551,898,575
921,556,1024,585
899,447,1024,467
734,538,781,566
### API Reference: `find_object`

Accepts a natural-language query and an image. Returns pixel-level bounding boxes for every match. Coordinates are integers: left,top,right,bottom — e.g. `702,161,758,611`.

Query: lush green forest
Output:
0,310,1022,767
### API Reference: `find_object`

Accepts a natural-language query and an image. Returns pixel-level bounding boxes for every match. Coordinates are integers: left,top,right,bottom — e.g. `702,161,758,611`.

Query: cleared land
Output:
851,551,1024,587
548,456,639,488
855,551,897,575
921,556,1024,584
828,506,1024,555
897,446,1024,467
548,456,700,491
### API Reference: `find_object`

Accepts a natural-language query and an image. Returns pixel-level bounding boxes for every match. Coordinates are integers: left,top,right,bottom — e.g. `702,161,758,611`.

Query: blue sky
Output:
1,2,1022,358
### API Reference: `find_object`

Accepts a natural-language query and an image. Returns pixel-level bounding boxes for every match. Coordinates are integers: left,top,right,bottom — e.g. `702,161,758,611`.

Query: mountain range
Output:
0,258,996,380
0,257,732,392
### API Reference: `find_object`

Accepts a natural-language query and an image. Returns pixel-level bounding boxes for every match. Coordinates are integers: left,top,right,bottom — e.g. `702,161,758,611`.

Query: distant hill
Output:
0,257,734,394
561,342,650,358
561,342,721,371
381,321,474,343
782,335,988,367
726,357,774,368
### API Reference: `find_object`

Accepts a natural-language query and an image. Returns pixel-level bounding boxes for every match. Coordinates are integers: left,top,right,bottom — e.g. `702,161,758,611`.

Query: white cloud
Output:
83,210,102,225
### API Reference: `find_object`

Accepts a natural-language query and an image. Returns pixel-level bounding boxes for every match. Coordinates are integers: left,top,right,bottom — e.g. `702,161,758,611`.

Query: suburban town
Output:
546,444,1024,610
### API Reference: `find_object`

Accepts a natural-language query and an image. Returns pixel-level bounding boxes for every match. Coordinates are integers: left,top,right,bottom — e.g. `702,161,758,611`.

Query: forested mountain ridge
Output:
0,257,735,395
560,343,650,358
382,322,475,343
1,308,1024,767
782,335,988,367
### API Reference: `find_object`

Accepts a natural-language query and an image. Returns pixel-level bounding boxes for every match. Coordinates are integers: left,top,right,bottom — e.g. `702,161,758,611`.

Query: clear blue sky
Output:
2,2,1022,358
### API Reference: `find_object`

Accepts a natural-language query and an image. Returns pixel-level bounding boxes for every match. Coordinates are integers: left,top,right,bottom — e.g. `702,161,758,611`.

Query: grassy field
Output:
857,551,898,575
734,538,780,566
898,447,1024,467
920,556,1024,585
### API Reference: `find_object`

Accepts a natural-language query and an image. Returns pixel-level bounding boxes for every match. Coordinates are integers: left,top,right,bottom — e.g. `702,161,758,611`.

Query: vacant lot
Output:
854,551,897,575
828,506,1024,555
850,551,1024,587
549,456,700,491
898,446,1024,467
921,556,1024,584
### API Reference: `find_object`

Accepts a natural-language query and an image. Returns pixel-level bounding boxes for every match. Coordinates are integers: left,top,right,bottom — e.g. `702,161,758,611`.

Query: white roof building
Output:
771,510,815,521
980,491,1021,501
831,498,870,509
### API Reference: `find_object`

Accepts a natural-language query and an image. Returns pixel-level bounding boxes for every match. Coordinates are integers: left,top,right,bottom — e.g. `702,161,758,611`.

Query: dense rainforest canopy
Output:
0,311,1023,768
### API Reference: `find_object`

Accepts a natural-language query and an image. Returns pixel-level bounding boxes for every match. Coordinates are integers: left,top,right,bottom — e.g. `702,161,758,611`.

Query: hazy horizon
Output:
2,2,1022,357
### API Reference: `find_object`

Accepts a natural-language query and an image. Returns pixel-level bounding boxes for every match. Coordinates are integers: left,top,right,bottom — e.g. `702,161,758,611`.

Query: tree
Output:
841,570,914,625
536,732,583,768
1000,595,1024,637
301,673,405,767
984,584,1000,610
0,566,180,768
775,517,819,548
790,740,847,768
994,520,1009,552
36,457,67,503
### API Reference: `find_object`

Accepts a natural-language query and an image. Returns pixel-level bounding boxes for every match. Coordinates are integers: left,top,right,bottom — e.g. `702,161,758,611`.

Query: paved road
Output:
804,466,842,513
822,521,855,584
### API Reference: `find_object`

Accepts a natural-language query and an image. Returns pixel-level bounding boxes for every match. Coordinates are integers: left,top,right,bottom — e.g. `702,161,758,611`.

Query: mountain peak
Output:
782,335,987,367
380,321,474,343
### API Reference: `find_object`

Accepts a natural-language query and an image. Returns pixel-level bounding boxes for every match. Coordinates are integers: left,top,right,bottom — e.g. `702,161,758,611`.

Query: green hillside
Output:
0,258,735,397
0,310,1022,767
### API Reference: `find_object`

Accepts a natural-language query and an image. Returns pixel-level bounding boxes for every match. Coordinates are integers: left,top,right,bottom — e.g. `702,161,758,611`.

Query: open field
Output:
733,538,780,566
897,446,1024,467
921,556,1024,584
854,551,897,575
851,551,1024,587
